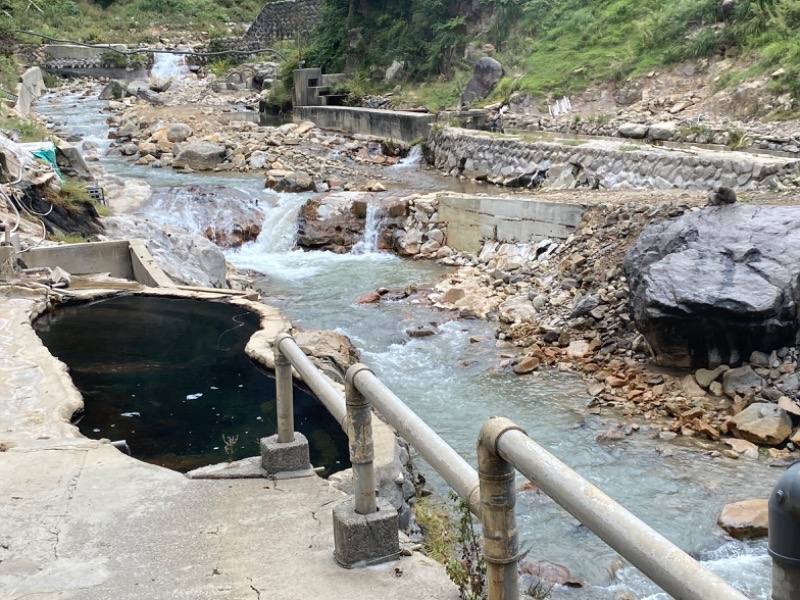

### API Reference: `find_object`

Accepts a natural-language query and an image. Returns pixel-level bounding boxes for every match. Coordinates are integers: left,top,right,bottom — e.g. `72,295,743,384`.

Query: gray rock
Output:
126,81,165,105
695,365,729,388
648,122,677,141
728,403,792,445
99,80,127,100
723,365,766,398
266,171,316,193
618,123,648,139
166,123,193,143
172,142,227,171
460,57,504,106
616,81,643,106
570,294,601,319
624,205,800,368
749,350,770,368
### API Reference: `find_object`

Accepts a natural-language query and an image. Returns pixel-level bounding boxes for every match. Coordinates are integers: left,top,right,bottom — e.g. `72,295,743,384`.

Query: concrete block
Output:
333,497,399,568
260,432,310,474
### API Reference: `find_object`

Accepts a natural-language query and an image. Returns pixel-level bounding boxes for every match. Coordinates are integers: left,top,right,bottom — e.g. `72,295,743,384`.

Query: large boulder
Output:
460,57,504,106
297,192,409,252
625,205,800,368
265,170,316,193
172,142,227,171
728,403,793,445
99,80,127,100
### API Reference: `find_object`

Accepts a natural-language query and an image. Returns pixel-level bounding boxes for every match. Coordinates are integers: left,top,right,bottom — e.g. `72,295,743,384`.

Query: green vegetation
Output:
726,126,752,150
307,0,800,111
0,0,264,44
0,115,49,142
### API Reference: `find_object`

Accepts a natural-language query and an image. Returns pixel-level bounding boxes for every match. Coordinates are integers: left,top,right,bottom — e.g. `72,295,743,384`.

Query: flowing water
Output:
32,88,782,599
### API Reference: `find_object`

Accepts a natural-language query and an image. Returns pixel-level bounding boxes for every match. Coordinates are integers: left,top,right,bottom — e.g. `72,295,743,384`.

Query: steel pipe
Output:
491,423,750,600
275,335,347,430
349,364,481,516
345,364,377,515
273,333,295,444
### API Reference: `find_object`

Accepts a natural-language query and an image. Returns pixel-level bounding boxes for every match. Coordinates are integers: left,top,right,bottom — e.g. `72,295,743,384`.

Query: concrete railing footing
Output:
259,432,311,474
333,497,399,568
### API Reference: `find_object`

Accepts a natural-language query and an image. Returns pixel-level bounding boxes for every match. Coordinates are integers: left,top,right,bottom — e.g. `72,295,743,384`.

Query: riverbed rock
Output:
99,80,127,100
166,123,193,143
519,558,584,588
648,122,678,141
266,170,316,193
722,365,766,399
172,141,227,171
126,80,165,105
728,403,793,445
717,499,768,539
695,365,729,388
460,57,504,106
625,205,800,368
617,122,648,139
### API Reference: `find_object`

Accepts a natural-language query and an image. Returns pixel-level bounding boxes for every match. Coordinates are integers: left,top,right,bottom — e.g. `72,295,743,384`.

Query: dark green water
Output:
34,295,350,474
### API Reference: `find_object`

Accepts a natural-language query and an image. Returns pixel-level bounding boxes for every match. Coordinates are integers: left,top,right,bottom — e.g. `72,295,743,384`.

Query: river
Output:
33,78,778,600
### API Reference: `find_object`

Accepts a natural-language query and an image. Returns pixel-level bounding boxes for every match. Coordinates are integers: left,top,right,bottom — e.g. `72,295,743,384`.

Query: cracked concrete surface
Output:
0,291,460,600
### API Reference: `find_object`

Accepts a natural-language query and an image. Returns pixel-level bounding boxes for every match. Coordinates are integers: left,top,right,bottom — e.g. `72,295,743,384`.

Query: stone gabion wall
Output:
429,127,800,191
242,0,321,48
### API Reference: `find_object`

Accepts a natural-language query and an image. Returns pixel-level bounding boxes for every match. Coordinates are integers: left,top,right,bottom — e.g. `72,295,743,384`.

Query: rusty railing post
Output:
478,416,524,600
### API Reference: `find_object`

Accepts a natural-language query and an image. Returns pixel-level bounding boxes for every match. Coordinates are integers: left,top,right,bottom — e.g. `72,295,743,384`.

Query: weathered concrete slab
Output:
438,193,585,252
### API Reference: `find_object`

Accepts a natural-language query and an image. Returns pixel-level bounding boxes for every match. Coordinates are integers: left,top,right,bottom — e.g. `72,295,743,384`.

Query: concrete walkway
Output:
0,291,459,600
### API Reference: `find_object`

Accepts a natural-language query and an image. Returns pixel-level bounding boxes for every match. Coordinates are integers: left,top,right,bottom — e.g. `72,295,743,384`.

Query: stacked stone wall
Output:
243,0,321,48
429,127,800,191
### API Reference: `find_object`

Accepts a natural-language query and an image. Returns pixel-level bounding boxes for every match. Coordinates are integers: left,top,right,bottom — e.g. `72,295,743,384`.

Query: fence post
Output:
259,333,311,475
769,462,800,600
332,363,399,568
478,416,524,600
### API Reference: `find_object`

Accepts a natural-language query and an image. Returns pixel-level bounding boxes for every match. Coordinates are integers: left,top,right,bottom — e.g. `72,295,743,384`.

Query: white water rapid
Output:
351,203,385,255
150,52,192,87
34,88,780,600
391,144,424,169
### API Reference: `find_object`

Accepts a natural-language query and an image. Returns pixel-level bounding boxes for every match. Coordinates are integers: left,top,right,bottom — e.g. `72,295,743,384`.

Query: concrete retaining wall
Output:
43,44,129,69
15,67,46,116
296,106,435,143
438,194,585,253
19,240,173,286
243,0,320,48
430,127,800,191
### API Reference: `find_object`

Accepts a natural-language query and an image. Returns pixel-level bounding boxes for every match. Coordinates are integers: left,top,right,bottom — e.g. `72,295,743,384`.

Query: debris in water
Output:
120,412,141,418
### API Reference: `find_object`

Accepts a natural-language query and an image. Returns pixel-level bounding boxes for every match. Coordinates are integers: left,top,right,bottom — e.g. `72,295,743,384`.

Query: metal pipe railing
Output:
480,416,751,600
274,333,347,430
348,363,481,516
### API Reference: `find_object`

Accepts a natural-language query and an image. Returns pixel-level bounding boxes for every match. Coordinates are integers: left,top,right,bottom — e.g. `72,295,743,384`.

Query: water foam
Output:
150,52,192,87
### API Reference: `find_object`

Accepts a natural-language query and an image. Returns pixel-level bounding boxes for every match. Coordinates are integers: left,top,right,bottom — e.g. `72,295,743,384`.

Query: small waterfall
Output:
391,145,423,169
351,204,385,255
150,52,191,87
